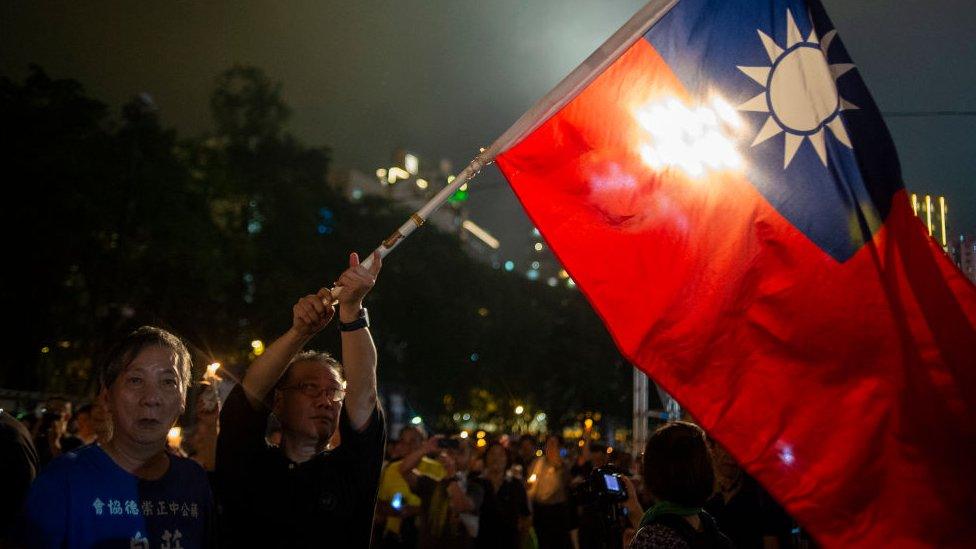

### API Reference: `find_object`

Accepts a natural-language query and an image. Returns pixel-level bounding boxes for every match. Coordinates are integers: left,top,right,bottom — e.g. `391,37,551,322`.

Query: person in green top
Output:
625,421,733,548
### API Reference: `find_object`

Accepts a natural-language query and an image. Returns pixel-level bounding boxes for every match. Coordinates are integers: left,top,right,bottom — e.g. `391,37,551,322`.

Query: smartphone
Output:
391,492,403,511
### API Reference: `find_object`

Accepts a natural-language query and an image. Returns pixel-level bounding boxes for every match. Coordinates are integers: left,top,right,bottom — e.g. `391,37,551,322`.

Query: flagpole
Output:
327,0,678,301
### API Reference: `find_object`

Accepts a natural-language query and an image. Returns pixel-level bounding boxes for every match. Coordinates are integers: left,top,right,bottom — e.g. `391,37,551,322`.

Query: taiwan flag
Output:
494,0,976,546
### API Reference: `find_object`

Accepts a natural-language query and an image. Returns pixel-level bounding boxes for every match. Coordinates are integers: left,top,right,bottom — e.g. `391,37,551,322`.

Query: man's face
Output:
448,445,471,472
105,346,185,447
274,360,344,444
91,395,113,441
486,445,507,472
45,398,71,430
394,428,423,459
75,411,93,437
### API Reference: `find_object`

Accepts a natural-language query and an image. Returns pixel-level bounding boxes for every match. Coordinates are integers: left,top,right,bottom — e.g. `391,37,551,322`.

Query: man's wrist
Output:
338,301,365,323
285,326,315,344
338,306,369,332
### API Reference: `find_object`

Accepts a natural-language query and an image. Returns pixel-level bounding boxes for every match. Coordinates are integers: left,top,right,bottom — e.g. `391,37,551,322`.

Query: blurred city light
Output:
251,339,265,356
404,153,419,175
462,220,500,249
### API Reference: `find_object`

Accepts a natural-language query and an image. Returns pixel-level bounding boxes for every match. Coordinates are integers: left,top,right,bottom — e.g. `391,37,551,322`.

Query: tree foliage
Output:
0,65,634,428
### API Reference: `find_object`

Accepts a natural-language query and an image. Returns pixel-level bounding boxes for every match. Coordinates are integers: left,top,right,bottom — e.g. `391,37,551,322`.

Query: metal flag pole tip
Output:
325,149,493,305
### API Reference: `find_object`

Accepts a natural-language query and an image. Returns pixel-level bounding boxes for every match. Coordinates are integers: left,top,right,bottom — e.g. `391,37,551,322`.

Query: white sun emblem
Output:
737,9,858,169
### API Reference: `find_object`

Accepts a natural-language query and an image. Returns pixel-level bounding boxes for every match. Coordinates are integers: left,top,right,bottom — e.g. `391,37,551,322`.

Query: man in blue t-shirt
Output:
24,444,211,548
22,326,213,548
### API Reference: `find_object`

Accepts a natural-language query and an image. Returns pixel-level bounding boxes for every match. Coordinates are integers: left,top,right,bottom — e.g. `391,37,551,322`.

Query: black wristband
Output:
338,307,369,332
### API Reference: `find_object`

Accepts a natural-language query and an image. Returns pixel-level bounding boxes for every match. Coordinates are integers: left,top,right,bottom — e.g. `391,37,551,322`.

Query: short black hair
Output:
545,433,564,446
273,350,345,393
642,421,715,507
398,424,427,440
100,326,192,392
485,440,512,469
518,434,537,445
75,403,93,416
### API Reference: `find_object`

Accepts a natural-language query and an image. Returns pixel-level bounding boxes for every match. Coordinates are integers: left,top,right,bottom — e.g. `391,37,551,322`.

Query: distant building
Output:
328,149,501,263
960,234,976,285
331,149,579,290
910,193,949,250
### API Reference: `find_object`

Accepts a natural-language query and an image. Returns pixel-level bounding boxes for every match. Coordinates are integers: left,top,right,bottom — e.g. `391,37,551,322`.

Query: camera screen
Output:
391,492,403,510
603,473,621,493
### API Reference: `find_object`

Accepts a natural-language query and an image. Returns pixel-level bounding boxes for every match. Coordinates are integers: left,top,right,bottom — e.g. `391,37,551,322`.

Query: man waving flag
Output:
494,0,976,546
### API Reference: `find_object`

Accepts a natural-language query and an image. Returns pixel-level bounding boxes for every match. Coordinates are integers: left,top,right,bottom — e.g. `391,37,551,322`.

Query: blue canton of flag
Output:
645,0,902,261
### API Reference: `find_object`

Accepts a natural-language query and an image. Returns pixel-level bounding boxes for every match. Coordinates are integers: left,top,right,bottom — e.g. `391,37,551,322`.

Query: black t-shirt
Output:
475,476,530,549
214,383,386,548
704,475,792,549
0,411,39,539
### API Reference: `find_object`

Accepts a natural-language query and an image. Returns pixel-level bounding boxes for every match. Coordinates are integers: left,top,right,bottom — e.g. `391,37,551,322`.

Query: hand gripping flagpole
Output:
326,0,677,303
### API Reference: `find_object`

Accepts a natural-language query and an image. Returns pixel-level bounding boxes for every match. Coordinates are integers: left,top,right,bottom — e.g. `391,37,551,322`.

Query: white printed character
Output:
129,531,149,549
125,500,139,515
108,500,123,515
141,501,154,516
190,503,198,518
180,503,190,517
157,501,168,515
92,498,105,516
160,529,184,549
169,502,180,515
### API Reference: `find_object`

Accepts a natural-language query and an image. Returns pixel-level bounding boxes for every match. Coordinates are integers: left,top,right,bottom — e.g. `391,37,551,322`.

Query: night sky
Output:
3,0,974,261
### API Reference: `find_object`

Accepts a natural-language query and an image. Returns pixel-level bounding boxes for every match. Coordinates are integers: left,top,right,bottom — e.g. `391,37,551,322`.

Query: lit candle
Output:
167,426,183,450
204,362,221,382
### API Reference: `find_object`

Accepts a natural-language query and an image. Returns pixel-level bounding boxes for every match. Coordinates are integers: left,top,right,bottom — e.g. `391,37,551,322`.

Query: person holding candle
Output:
22,326,213,548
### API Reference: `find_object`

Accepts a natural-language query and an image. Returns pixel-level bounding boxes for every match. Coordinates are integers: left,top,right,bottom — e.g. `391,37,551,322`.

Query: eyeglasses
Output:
281,382,346,402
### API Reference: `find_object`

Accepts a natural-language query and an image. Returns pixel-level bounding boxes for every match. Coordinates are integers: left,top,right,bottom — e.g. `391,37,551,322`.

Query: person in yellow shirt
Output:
377,425,445,547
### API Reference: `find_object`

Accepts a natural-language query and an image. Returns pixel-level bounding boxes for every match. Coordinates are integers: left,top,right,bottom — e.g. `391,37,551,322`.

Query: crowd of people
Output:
370,425,803,549
0,250,809,548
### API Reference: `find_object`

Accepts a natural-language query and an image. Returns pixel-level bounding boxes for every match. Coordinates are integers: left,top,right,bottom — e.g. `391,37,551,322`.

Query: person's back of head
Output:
642,421,714,507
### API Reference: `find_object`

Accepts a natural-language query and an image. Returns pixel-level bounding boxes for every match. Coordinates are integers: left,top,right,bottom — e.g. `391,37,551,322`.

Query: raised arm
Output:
335,251,383,431
399,435,443,478
241,289,334,408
